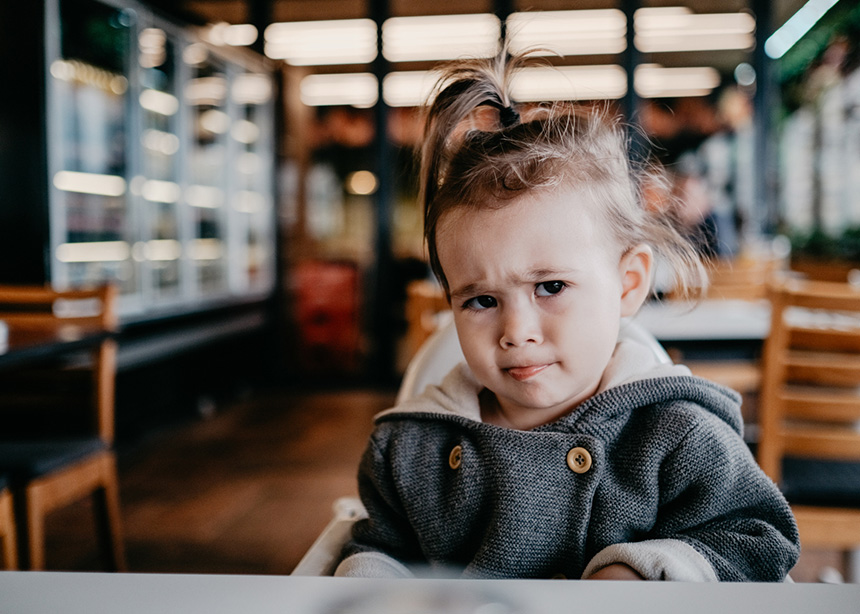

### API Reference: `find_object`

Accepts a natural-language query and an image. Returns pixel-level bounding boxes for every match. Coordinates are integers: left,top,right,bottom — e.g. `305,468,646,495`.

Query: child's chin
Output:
503,393,573,414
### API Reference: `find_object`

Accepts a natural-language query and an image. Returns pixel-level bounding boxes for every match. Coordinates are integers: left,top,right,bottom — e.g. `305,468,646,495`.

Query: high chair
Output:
757,278,860,581
292,318,672,575
0,284,125,571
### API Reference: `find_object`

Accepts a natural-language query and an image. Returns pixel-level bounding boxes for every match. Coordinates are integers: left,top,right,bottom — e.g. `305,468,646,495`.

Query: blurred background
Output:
0,0,858,581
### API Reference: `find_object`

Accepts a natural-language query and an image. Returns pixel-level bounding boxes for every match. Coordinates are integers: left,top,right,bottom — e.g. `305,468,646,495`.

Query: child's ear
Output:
618,244,653,317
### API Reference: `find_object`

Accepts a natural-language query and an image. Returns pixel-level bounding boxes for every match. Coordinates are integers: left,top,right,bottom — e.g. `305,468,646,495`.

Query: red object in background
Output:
292,260,362,373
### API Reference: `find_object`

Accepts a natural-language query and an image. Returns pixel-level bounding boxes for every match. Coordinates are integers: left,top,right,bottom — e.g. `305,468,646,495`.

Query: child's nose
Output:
499,305,543,348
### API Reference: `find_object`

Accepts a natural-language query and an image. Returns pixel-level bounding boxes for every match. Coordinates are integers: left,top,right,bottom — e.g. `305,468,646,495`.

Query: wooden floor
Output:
46,385,393,575
42,385,849,581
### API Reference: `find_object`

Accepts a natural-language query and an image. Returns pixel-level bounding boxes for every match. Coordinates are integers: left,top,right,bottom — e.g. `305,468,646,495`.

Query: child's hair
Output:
419,51,707,301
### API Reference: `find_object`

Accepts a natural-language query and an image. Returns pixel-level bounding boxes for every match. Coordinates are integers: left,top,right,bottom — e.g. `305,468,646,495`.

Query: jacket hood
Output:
379,337,743,435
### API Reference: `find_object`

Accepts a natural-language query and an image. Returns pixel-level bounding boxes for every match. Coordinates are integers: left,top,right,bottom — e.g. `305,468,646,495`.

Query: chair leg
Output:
23,488,46,570
846,548,860,585
93,459,126,572
10,454,126,572
0,490,17,570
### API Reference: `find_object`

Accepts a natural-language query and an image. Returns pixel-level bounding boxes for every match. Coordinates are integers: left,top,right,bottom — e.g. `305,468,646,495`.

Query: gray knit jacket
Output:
336,339,800,581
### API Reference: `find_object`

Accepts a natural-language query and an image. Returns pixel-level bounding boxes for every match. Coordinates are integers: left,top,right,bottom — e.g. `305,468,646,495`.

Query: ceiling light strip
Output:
506,9,627,56
382,14,500,62
260,8,758,64
765,0,840,59
635,10,755,53
264,19,377,65
511,65,627,101
635,33,755,53
300,73,378,107
634,65,721,98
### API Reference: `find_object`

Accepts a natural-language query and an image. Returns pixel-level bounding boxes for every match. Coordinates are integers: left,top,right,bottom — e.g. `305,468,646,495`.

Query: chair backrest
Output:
757,278,860,483
0,285,118,329
0,284,118,443
706,255,781,300
664,249,786,302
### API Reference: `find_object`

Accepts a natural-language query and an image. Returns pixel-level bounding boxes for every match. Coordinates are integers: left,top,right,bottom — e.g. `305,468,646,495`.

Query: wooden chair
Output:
757,278,860,579
0,284,125,571
0,476,17,569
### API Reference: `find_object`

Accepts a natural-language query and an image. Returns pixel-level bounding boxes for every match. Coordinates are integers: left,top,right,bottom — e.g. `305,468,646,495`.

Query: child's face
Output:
436,187,651,429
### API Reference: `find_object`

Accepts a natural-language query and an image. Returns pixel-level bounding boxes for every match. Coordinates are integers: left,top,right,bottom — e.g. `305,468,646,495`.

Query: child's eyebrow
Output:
525,268,575,281
450,268,578,299
449,282,485,301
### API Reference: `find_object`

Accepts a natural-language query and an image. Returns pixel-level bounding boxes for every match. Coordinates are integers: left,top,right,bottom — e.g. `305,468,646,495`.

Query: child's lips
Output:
505,364,550,381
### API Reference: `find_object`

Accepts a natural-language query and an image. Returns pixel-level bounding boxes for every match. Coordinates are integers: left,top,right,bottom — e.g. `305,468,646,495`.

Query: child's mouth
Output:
505,364,549,381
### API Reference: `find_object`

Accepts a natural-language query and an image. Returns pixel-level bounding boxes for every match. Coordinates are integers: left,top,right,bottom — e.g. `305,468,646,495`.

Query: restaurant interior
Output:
0,0,859,589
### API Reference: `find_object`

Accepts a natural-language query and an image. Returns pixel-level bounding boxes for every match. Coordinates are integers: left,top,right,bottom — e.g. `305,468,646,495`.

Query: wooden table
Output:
633,299,771,364
634,299,771,343
0,572,858,614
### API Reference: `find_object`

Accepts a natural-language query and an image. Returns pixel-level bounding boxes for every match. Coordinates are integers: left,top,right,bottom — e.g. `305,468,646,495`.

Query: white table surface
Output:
634,299,771,342
1,572,858,614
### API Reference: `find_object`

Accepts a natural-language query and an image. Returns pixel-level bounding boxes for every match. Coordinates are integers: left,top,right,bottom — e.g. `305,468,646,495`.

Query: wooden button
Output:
448,445,462,469
566,447,592,474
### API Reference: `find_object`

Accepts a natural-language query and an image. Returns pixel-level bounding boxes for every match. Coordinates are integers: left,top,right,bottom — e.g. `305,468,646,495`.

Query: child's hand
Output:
587,563,644,581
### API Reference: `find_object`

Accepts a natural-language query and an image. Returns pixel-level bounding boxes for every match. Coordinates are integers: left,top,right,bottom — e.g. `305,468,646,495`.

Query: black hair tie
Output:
499,104,520,128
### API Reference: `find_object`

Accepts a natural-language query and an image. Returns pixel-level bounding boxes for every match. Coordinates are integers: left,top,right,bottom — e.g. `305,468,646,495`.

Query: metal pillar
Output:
752,0,778,234
369,0,396,384
621,0,644,159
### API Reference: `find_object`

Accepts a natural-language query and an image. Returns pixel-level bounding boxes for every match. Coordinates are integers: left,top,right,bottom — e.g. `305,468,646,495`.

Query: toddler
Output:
336,52,799,581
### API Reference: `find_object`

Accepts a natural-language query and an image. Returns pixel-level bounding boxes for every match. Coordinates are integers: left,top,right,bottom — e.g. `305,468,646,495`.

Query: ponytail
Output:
419,52,523,226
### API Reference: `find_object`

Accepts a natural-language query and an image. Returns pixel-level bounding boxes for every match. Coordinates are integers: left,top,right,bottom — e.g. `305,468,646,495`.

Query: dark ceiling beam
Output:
246,0,272,55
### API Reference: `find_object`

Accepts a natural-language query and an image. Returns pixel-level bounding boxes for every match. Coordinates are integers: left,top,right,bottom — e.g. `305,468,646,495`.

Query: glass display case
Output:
137,21,184,304
4,0,277,323
47,0,135,298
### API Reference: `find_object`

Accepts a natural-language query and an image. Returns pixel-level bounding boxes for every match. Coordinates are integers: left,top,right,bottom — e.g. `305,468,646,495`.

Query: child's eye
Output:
464,295,497,310
536,281,566,297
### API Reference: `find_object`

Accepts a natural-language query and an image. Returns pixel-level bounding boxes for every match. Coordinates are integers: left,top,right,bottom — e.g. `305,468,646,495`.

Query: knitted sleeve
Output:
651,414,800,581
335,434,423,577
